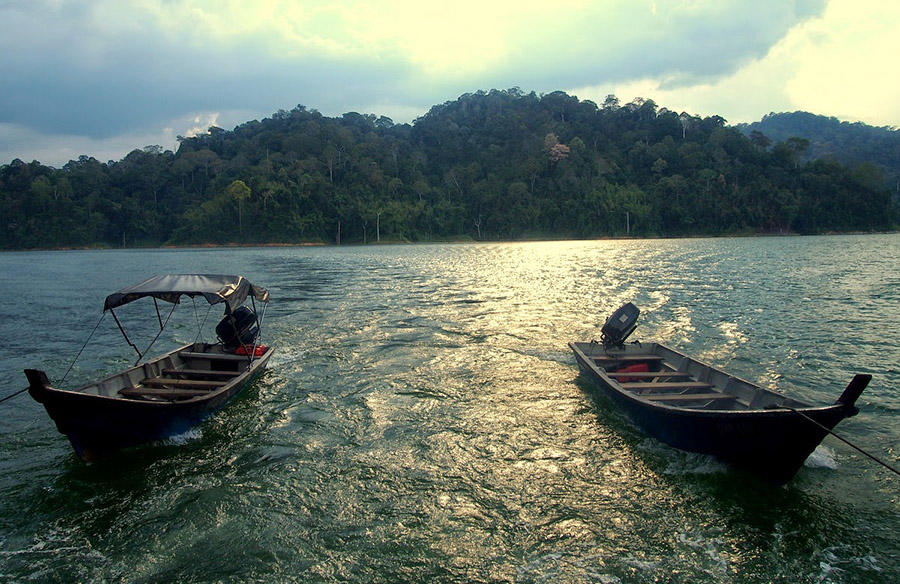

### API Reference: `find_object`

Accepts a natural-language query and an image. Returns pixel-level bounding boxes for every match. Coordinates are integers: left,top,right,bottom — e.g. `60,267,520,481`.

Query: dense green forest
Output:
737,111,900,191
1,89,896,249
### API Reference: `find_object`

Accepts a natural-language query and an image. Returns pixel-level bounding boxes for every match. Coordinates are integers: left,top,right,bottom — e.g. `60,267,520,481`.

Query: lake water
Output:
1,235,899,582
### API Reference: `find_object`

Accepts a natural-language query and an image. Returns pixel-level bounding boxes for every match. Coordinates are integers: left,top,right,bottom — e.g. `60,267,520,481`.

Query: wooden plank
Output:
119,387,209,399
179,351,251,361
643,393,736,402
620,381,714,391
142,377,223,389
162,368,237,379
593,354,664,363
607,371,692,379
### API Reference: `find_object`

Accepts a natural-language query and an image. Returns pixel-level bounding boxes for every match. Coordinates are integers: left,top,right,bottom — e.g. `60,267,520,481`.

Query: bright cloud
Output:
574,0,900,127
783,0,900,126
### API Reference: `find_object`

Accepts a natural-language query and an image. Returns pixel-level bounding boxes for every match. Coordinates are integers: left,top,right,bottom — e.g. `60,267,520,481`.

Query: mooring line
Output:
0,387,29,405
2,313,109,406
61,312,107,385
785,406,900,478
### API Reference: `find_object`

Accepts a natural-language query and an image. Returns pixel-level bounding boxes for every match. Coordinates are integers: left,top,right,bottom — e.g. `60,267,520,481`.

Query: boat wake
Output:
636,438,728,477
803,445,838,469
663,451,728,477
161,428,203,446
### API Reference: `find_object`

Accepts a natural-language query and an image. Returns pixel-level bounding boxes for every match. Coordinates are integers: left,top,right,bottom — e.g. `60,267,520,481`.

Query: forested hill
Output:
2,89,896,249
737,112,900,189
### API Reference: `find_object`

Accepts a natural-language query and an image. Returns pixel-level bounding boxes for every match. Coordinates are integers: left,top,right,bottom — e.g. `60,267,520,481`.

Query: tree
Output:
225,179,251,234
0,88,895,250
749,130,771,150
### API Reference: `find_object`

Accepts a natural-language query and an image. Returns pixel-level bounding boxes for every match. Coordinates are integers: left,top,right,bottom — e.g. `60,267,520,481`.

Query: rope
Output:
2,313,110,405
61,312,107,385
785,406,900,478
0,387,29,405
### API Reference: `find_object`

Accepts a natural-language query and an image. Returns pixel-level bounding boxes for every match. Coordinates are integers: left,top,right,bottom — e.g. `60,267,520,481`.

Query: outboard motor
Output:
216,305,260,350
600,303,639,349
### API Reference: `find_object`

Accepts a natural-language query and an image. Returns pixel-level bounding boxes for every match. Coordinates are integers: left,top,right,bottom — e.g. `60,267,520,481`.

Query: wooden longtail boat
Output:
25,274,273,461
570,304,869,485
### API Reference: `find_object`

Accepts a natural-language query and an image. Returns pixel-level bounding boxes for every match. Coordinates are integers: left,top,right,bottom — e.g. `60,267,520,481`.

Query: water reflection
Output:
2,236,899,581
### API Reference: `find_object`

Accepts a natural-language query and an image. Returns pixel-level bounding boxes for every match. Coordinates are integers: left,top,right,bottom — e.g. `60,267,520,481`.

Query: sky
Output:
2,0,899,168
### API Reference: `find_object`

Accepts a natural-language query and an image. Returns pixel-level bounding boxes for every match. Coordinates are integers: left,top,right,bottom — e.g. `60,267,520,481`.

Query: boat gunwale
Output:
33,344,274,406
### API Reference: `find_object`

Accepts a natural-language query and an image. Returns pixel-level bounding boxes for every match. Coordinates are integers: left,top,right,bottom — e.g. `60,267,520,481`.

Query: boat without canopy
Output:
569,303,869,485
25,274,274,461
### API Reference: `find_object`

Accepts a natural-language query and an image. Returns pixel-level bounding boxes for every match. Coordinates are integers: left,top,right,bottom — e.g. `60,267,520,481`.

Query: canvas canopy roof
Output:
103,274,269,313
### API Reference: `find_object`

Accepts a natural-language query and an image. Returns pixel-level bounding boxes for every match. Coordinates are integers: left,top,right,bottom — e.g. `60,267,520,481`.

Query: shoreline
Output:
2,230,897,253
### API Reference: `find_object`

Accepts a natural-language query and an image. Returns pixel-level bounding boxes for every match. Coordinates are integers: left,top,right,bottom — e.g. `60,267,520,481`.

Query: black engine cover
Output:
216,306,259,349
601,303,640,348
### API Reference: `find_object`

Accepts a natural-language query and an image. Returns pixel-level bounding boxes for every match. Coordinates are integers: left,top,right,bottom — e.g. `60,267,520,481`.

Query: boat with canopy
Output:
25,274,274,461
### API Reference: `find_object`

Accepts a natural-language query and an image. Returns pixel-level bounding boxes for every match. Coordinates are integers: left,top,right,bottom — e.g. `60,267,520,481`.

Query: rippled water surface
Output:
1,236,899,582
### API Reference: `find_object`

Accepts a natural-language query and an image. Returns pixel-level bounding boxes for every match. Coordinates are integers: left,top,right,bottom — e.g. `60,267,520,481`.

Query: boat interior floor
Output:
593,353,739,407
117,352,251,401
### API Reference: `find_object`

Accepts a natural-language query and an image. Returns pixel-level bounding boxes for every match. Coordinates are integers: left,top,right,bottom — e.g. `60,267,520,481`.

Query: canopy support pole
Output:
246,299,268,364
110,309,143,361
191,297,214,344
135,301,179,365
153,297,164,330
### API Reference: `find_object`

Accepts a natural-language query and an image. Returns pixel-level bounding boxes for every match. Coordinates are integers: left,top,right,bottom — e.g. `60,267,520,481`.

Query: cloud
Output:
0,121,179,167
783,0,900,126
10,0,897,168
571,0,900,127
0,109,261,168
2,1,824,125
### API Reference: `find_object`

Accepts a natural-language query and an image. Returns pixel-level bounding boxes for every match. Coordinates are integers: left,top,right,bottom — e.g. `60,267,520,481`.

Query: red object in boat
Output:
615,362,649,382
235,344,267,357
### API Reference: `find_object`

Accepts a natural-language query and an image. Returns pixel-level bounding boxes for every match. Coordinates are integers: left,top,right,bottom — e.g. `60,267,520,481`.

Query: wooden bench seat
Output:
179,351,251,361
593,354,664,363
162,368,238,379
141,377,223,389
642,392,737,402
119,387,210,399
607,371,693,379
620,381,715,391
